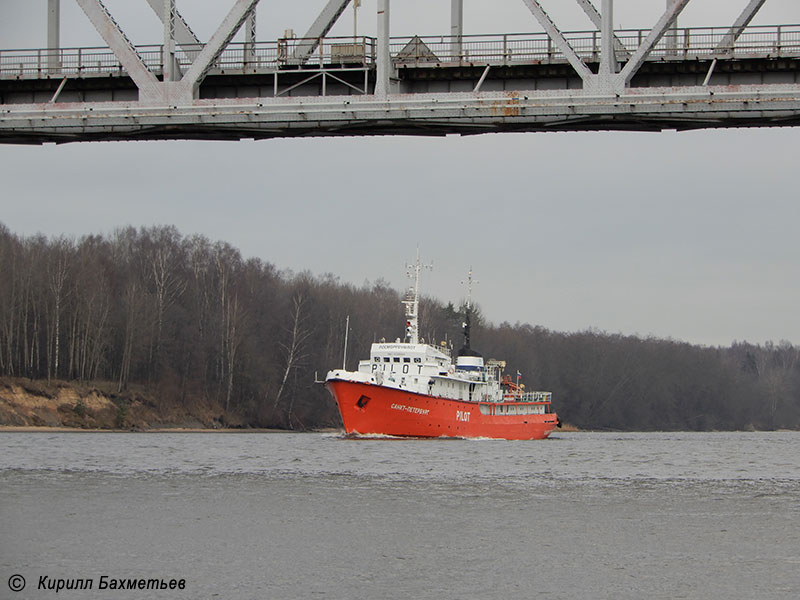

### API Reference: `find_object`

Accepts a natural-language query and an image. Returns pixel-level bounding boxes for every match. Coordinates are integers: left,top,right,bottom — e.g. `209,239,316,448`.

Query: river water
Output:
1,431,798,599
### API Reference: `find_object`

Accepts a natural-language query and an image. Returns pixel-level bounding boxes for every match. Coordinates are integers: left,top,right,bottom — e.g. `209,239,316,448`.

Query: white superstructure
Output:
325,257,551,409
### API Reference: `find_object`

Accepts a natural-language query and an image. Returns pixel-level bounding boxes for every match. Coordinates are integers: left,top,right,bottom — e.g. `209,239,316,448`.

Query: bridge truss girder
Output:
53,0,776,99
2,0,796,144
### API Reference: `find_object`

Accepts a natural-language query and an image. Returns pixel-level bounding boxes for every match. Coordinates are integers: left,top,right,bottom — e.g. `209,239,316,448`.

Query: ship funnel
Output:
456,354,484,371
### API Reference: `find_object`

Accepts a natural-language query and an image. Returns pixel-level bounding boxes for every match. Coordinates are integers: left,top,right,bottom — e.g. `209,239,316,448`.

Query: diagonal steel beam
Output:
145,0,201,46
182,0,261,91
292,0,353,65
619,0,690,86
715,0,768,54
146,0,203,78
74,0,160,98
521,0,593,83
574,0,630,60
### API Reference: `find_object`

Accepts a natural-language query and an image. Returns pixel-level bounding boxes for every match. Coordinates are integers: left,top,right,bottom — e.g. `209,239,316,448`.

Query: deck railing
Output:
1,25,798,79
391,24,800,66
0,36,376,79
508,391,553,403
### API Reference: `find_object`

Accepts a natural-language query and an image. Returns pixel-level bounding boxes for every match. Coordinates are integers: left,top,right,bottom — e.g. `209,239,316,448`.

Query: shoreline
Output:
1,376,309,431
0,425,340,434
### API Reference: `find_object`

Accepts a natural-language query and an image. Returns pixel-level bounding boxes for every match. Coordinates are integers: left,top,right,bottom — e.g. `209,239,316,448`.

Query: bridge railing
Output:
0,44,164,78
0,36,376,79
390,24,800,66
1,25,797,80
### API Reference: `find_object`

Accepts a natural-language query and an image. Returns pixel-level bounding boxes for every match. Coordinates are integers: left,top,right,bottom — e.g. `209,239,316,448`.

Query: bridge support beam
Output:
245,9,257,67
47,0,60,73
376,0,391,97
451,0,463,62
666,0,679,55
575,0,628,61
600,0,615,76
163,0,178,81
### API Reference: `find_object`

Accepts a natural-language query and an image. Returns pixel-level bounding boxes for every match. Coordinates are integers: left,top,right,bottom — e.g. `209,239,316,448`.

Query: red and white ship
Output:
325,256,559,440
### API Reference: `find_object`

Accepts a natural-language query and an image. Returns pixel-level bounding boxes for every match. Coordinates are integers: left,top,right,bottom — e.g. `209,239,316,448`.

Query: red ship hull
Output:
327,379,558,440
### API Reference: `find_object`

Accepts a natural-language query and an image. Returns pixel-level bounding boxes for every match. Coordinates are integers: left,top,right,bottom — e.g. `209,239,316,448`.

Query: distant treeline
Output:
0,222,798,430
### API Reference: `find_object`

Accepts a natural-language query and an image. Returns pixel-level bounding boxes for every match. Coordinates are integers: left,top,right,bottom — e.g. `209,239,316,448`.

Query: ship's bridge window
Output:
383,357,390,363
404,357,411,363
393,357,400,363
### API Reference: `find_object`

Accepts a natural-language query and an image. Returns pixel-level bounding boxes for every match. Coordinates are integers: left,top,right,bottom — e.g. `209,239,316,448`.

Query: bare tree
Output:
0,225,18,374
187,235,215,397
222,291,246,412
144,227,187,377
273,293,312,424
110,228,144,392
21,236,47,378
45,239,73,381
213,241,248,412
117,279,141,392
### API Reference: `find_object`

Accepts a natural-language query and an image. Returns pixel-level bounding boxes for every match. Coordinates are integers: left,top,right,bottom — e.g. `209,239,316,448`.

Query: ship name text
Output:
372,364,422,375
390,403,430,416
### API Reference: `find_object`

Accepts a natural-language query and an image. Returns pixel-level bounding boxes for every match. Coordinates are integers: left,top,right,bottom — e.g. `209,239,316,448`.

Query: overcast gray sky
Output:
1,1,798,347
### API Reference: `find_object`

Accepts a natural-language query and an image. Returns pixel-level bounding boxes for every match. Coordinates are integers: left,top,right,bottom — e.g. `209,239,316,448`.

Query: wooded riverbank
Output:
1,223,798,432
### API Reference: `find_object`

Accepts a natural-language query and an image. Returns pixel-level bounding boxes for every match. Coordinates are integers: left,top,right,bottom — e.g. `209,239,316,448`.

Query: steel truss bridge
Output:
1,0,799,144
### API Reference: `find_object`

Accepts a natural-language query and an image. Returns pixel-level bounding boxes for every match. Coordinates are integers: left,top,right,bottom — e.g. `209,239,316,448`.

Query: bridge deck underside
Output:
1,56,799,144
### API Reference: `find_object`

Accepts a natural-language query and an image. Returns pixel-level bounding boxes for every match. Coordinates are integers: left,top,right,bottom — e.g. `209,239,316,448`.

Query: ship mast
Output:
460,267,478,351
402,249,432,344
